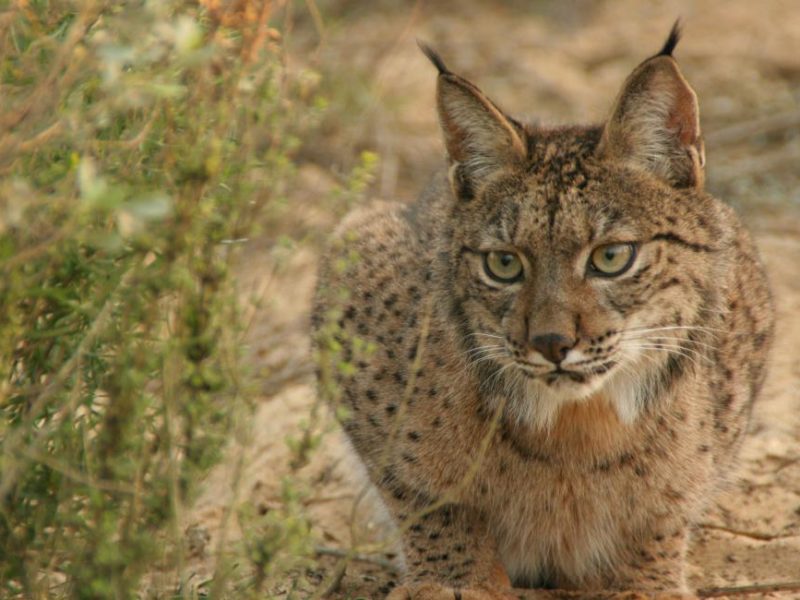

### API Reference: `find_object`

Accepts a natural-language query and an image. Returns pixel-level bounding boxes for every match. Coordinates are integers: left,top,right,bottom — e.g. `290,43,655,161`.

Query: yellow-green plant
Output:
0,1,325,597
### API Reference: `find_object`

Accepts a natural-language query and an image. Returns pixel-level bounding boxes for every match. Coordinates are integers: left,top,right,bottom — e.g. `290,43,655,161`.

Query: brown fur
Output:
312,25,774,600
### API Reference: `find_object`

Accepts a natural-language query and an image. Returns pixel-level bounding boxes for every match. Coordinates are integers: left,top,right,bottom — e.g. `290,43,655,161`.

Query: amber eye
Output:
589,243,636,277
484,251,523,282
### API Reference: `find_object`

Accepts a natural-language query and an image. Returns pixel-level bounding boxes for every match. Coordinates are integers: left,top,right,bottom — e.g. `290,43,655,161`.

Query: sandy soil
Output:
186,2,800,598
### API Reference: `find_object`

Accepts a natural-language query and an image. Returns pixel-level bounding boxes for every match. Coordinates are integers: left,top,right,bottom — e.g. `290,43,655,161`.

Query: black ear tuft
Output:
658,20,682,57
417,39,451,75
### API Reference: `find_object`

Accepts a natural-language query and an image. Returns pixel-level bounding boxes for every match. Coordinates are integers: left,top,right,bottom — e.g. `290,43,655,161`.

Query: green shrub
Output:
0,1,324,597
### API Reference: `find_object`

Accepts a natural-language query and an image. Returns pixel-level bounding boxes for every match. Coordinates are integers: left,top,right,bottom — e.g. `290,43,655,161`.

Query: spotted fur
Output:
312,24,773,600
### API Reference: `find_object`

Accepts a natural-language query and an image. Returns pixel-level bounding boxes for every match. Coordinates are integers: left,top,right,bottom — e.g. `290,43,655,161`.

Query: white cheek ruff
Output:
603,364,649,424
515,378,604,430
499,346,657,430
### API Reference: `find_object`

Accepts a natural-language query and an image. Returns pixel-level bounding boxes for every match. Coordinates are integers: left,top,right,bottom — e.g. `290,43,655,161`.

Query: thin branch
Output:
314,545,400,574
303,0,325,43
302,493,355,506
0,231,66,272
698,580,800,598
772,455,800,473
311,554,347,600
699,521,799,542
18,120,64,152
208,394,251,598
0,2,104,133
97,112,157,149
261,359,315,396
15,446,136,495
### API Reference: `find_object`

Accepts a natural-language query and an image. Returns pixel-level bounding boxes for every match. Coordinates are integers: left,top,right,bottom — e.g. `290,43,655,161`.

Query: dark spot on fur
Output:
754,333,768,349
425,552,449,562
402,452,417,464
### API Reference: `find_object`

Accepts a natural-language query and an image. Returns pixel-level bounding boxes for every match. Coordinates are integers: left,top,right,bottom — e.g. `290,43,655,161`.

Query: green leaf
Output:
125,192,173,221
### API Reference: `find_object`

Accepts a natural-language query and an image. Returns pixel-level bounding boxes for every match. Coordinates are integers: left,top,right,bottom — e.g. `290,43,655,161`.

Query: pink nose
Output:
530,334,574,364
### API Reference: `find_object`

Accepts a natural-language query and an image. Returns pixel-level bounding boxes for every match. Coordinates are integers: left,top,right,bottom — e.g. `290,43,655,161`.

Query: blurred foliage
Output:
0,0,330,597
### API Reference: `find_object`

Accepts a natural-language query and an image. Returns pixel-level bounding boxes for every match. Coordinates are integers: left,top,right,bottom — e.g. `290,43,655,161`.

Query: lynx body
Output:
312,25,773,599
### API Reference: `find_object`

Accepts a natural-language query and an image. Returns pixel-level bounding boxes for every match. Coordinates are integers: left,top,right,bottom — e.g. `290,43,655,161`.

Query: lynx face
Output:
420,35,715,428
450,159,723,428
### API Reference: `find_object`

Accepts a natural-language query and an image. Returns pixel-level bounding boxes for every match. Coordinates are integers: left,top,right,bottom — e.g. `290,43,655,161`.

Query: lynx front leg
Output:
610,523,694,597
379,494,694,600
386,502,517,600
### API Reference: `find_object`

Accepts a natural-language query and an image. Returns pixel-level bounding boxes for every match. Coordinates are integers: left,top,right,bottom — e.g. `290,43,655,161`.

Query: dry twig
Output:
697,580,800,598
314,545,400,574
699,521,799,542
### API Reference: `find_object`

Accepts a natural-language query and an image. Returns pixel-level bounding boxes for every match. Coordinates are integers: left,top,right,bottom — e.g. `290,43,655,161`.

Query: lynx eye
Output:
483,251,523,283
589,243,636,277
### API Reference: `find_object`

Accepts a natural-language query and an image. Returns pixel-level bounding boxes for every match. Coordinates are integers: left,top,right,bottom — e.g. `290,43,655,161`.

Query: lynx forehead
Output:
313,22,773,600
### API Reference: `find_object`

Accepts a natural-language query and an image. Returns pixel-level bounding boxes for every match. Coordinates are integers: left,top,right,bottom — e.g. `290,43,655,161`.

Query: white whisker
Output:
465,344,504,357
620,324,723,337
467,332,505,341
621,334,718,352
623,339,708,355
484,361,516,393
471,353,509,366
624,343,710,369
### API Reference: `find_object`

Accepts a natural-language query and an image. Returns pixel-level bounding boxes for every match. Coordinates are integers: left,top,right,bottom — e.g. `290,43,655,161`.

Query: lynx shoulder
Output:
312,22,774,599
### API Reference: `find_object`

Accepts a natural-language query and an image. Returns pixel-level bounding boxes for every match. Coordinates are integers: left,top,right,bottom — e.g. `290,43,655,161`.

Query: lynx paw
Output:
386,582,517,600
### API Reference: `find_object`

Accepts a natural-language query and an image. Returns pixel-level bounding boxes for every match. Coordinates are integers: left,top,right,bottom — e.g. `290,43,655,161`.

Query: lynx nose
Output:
530,333,574,364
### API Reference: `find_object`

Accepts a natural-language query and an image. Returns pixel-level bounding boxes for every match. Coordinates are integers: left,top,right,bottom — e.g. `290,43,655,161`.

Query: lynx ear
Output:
419,42,527,195
598,22,705,189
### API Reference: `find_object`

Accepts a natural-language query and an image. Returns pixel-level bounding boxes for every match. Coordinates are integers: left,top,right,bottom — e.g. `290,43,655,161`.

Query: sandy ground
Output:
186,2,800,598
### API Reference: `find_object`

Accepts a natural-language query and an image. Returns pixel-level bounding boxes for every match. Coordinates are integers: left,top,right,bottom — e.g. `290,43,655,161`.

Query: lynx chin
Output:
313,22,774,600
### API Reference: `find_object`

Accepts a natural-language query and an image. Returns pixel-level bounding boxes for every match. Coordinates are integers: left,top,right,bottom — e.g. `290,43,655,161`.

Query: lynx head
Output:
422,23,727,429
